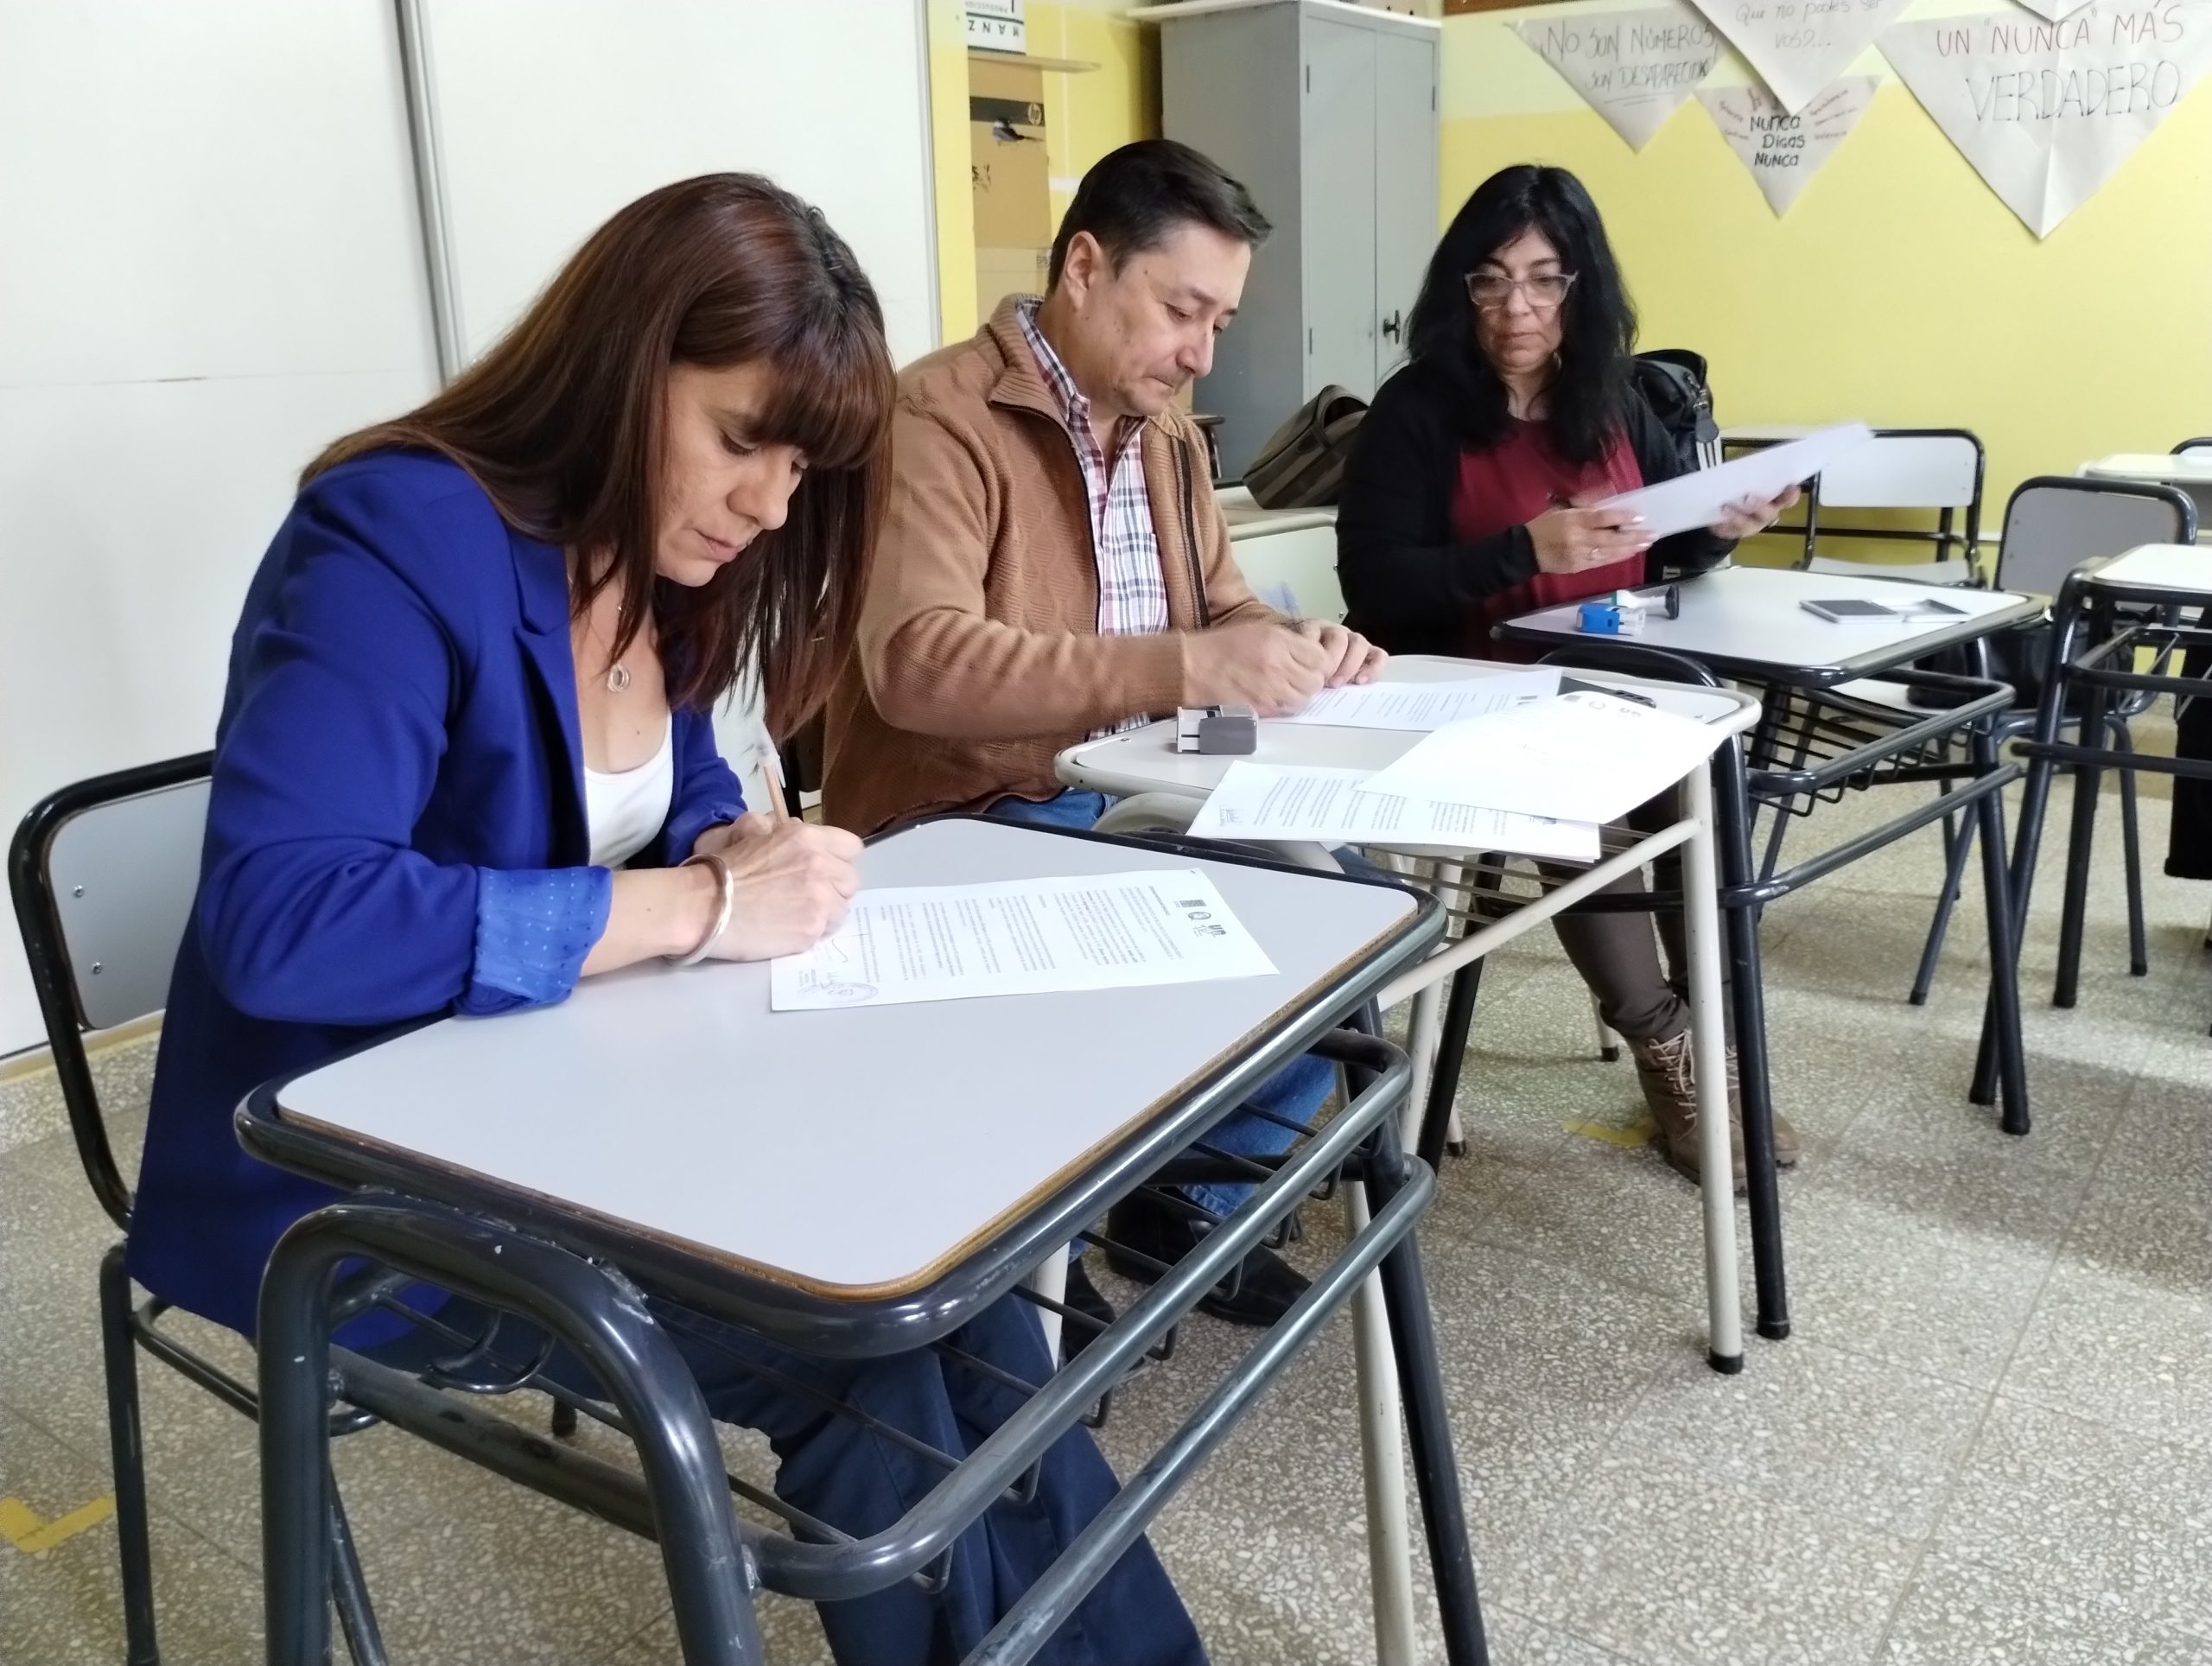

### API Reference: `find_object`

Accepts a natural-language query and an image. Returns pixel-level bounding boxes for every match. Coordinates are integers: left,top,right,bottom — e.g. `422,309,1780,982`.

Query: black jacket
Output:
1336,356,1732,656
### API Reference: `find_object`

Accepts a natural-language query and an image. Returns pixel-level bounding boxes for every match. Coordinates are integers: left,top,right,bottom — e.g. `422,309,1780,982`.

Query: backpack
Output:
1630,349,1720,475
1243,385,1369,510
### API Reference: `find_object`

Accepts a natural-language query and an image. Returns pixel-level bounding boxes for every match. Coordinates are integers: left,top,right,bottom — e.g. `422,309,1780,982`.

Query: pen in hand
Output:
758,724,792,830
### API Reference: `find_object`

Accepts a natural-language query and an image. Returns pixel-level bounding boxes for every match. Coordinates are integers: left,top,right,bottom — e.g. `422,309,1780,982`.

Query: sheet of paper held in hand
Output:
1360,691,1726,826
1186,762,1601,862
1275,668,1562,731
1597,422,1871,539
769,870,1276,1010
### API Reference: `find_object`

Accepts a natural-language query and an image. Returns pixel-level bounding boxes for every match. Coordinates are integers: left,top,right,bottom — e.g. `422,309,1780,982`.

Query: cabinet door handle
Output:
1380,310,1402,342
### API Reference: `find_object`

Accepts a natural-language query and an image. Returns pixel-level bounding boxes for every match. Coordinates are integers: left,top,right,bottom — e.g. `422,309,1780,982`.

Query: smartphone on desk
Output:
1801,597,1966,622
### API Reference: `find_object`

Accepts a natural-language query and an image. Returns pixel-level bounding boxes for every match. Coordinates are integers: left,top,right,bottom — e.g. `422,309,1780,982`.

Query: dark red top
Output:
1451,421,1643,656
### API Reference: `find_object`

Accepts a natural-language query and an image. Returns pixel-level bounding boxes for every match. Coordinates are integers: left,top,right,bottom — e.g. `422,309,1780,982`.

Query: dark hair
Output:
1404,164,1637,466
308,173,894,734
1047,139,1270,287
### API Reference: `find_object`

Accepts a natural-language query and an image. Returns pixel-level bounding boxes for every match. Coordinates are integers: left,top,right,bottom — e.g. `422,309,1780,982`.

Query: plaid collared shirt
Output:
1016,300,1171,661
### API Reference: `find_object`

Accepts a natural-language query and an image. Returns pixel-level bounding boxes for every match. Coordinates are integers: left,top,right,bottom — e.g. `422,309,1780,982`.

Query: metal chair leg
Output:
328,1489,387,1666
1973,588,2088,1105
98,1245,162,1666
2110,717,2148,976
1971,724,2031,1135
1416,959,1484,1170
1713,744,1789,1341
1363,1122,1490,1666
1910,811,1977,1005
2054,680,2113,1009
1589,991,1619,1062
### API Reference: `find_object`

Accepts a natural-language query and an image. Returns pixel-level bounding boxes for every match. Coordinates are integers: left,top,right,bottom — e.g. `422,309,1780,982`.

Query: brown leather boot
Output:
1629,1029,1800,1189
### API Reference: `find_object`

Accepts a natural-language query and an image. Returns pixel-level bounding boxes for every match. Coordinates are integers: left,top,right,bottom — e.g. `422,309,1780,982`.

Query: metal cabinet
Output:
1149,0,1440,477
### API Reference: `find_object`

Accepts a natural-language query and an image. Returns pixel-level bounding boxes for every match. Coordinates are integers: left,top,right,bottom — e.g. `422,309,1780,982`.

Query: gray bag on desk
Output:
1243,385,1368,509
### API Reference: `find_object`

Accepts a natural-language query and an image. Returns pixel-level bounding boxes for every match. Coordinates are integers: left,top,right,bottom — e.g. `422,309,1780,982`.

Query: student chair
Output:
2168,437,2212,533
1905,477,2198,1002
1797,429,1986,583
2174,441,2212,949
9,756,391,1665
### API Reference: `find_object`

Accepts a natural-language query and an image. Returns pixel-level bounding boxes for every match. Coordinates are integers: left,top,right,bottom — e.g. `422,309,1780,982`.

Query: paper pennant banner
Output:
1698,74,1878,213
1881,2,2212,238
2014,0,2096,23
1687,0,1913,113
1514,3,1721,149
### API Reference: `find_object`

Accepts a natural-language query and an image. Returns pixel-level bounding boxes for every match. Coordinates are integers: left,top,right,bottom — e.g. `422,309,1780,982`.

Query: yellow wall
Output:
1026,1,1160,227
928,0,1160,341
1442,2,2212,525
925,0,978,345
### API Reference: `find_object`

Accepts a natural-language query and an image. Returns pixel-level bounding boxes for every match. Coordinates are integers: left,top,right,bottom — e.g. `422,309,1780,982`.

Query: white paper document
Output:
1514,3,1720,149
1699,76,1881,215
1186,763,1602,862
1685,0,1913,114
769,870,1275,1010
1277,670,1562,731
1361,692,1727,826
1880,4,2212,239
1598,422,1870,539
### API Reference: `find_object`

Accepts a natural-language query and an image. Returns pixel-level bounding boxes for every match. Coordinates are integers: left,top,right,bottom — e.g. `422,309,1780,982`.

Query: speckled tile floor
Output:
3,766,2207,1665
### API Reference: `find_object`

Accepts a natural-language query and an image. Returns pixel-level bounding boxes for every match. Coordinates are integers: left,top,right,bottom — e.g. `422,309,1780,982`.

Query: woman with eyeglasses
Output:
1335,164,1799,1186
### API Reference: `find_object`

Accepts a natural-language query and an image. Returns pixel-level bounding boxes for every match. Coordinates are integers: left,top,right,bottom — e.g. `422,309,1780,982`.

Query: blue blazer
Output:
127,451,747,1339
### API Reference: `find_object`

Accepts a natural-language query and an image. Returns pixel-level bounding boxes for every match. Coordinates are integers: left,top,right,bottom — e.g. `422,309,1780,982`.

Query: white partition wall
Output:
0,0,441,1054
420,0,940,368
0,0,941,1056
416,0,940,804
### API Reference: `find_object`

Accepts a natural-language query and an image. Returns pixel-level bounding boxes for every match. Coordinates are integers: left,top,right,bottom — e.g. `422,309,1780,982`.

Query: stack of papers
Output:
1278,669,1560,732
1185,763,1599,862
1361,692,1728,825
770,870,1274,1011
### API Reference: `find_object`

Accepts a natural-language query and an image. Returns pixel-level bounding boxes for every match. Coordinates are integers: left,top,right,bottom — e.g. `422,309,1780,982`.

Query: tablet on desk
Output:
1801,597,1966,622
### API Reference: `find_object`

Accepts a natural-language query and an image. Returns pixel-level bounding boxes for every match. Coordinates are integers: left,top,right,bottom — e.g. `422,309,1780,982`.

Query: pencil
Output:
759,726,791,828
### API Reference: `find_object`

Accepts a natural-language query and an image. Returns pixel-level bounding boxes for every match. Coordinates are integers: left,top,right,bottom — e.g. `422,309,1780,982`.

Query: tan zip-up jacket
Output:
821,297,1281,835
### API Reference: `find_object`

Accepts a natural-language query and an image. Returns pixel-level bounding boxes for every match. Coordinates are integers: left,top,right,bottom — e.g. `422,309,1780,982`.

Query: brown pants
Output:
1539,786,1705,1045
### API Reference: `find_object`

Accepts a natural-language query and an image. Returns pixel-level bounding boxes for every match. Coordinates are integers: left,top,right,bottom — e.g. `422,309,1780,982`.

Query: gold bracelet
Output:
665,852,734,967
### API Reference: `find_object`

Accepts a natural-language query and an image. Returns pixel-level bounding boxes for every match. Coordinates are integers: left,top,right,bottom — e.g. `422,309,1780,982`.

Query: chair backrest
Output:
1815,429,1983,509
2174,437,2212,458
1996,477,2199,597
8,754,212,1228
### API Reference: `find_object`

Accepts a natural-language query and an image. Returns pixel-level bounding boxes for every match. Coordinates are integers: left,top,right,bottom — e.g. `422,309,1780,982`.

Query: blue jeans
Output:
371,1294,1205,1666
986,790,1333,1219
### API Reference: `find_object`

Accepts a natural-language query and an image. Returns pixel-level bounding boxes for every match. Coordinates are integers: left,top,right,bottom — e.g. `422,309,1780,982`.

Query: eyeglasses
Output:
1464,270,1577,312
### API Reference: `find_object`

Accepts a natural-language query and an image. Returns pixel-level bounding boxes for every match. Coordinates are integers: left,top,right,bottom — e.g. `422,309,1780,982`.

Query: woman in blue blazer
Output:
129,175,1206,1666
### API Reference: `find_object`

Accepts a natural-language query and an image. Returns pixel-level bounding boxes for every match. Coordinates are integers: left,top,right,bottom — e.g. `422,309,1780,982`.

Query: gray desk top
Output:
2082,454,2212,485
1498,566,2041,687
2086,544,2212,596
270,818,1427,1300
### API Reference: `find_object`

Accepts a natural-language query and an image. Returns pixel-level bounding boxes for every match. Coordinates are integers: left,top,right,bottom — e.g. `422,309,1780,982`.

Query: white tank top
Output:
583,717,675,869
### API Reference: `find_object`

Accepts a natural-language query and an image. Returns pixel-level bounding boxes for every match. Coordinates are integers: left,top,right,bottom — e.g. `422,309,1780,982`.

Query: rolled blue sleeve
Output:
462,866,613,1014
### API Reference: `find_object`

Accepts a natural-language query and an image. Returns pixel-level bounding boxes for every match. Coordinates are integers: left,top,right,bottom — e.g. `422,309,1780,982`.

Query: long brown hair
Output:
308,174,893,730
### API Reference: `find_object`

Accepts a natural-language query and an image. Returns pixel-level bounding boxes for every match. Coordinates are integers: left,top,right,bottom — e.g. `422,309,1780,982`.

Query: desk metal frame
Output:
1062,666,1753,1663
1977,554,2212,1065
1500,586,2039,1341
239,822,1487,1666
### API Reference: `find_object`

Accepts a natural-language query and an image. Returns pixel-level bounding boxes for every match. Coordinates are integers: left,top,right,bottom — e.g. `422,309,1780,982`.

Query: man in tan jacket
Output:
823,141,1382,1333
